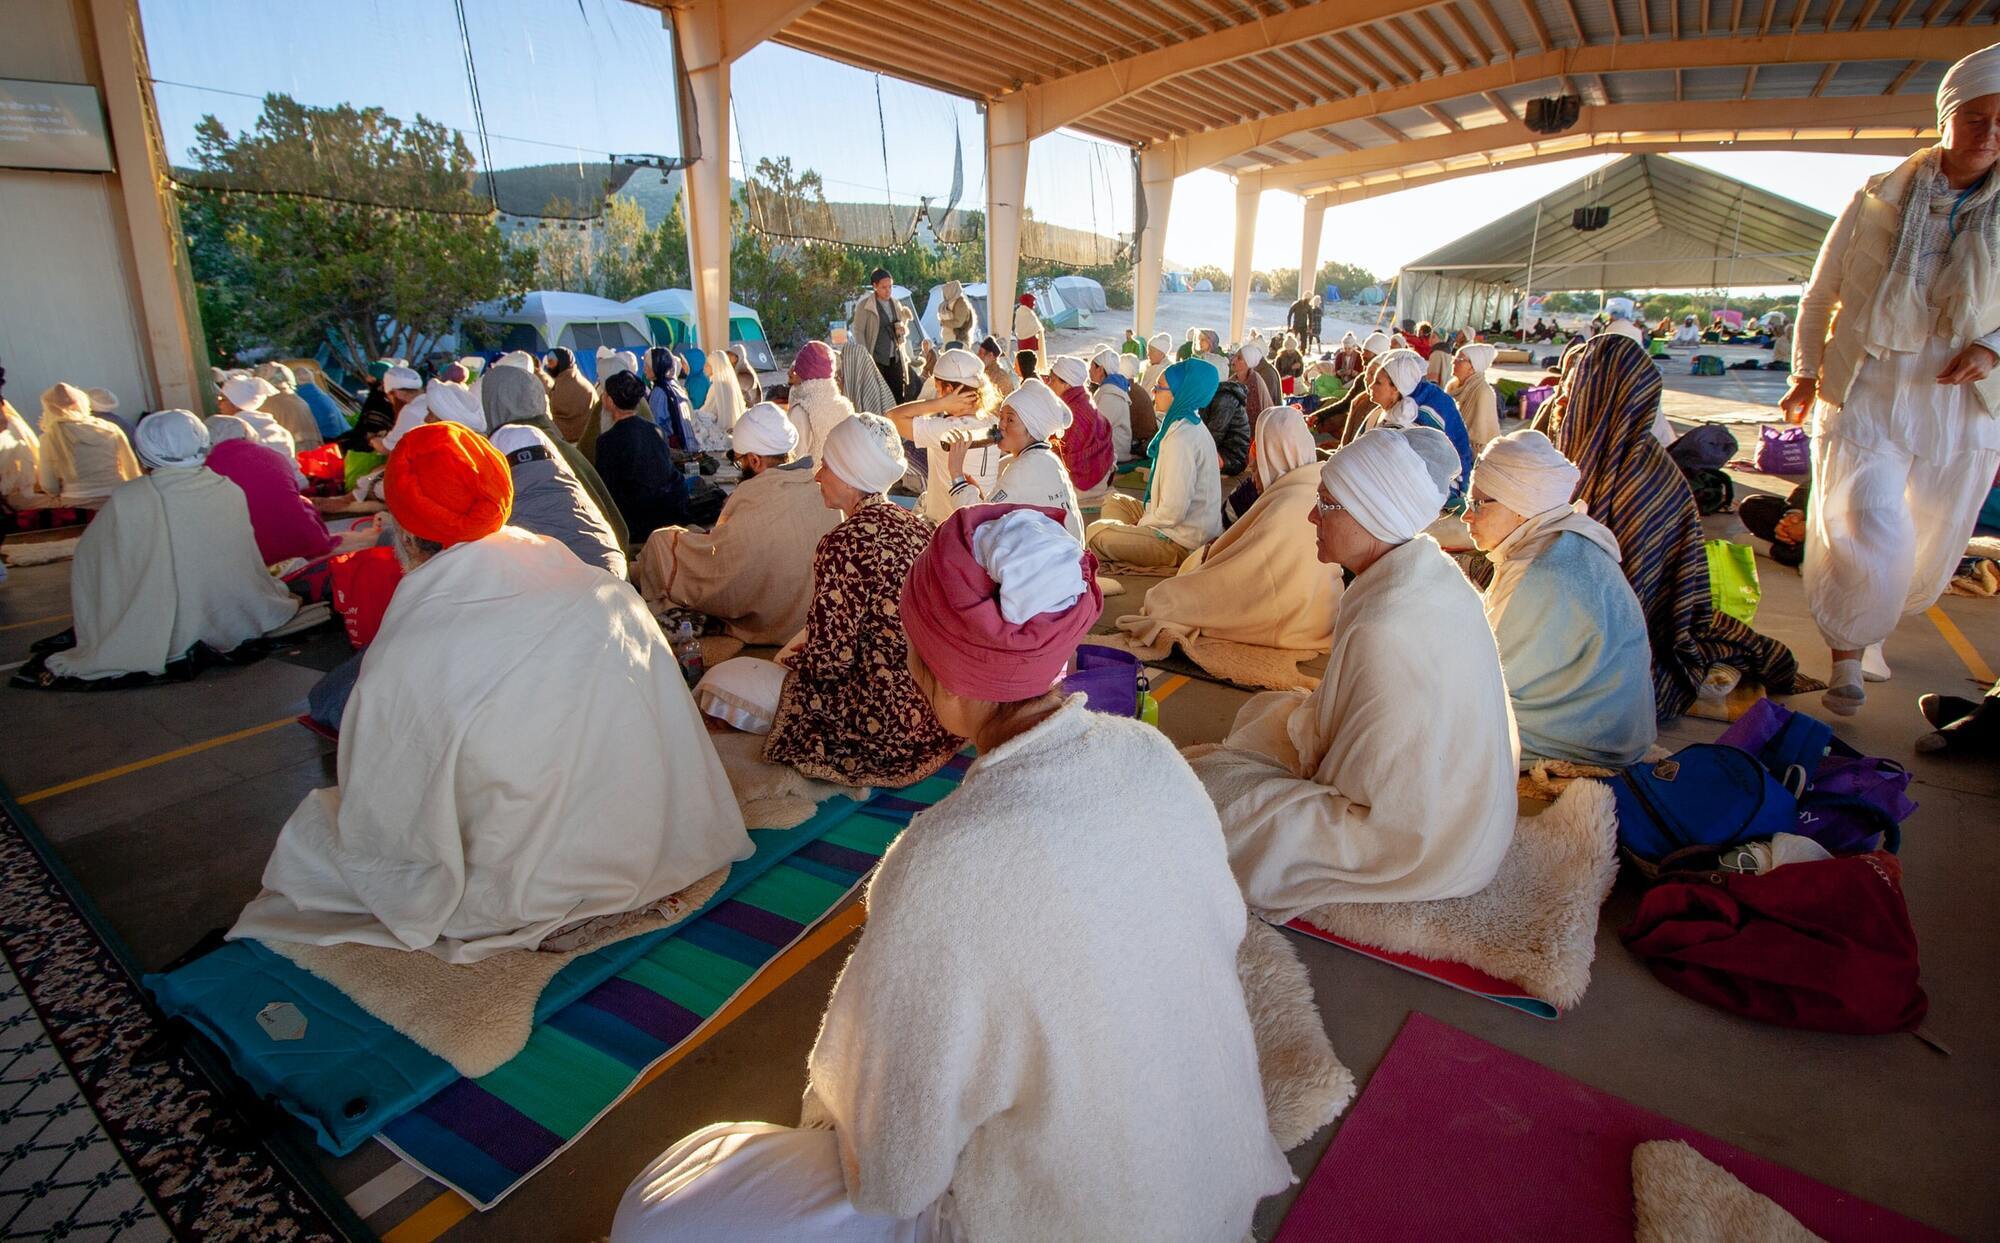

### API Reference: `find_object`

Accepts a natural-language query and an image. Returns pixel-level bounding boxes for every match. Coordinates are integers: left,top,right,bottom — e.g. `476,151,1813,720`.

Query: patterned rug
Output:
0,786,365,1241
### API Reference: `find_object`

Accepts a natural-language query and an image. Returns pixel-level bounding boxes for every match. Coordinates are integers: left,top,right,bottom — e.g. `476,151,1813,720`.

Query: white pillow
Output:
695,657,788,734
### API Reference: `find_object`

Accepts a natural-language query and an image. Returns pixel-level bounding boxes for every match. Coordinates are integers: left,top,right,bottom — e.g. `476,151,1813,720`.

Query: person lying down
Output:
230,422,751,962
613,505,1290,1243
1188,426,1519,918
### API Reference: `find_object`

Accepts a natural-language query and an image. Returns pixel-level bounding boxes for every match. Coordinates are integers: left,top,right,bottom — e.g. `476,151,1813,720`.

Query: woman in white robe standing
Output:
613,505,1291,1243
1449,342,1503,449
34,411,297,685
1189,427,1518,916
1781,45,2000,714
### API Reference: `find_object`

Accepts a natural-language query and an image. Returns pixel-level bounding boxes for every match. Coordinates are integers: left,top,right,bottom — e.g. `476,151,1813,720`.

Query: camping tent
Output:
1051,275,1108,312
1162,271,1189,294
919,283,990,345
1193,278,1214,292
921,280,1084,343
465,291,652,380
624,289,778,375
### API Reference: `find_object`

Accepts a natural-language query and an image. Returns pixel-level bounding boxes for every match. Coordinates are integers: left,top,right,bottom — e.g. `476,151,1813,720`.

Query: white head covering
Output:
1047,355,1089,388
382,366,422,393
489,423,558,457
422,379,485,433
1253,405,1318,490
86,387,120,413
598,348,640,384
205,414,253,444
1319,427,1450,544
1117,353,1142,380
134,409,209,469
1472,428,1580,518
221,374,276,412
822,411,906,494
1939,42,2000,127
457,355,485,376
255,362,296,391
1402,425,1463,499
1237,341,1266,368
1379,349,1426,396
495,350,538,372
970,508,1087,624
383,395,430,450
1341,331,1358,348
732,401,798,457
1458,343,1497,372
932,347,984,387
1090,347,1121,377
1147,332,1172,354
1004,378,1072,442
1362,331,1391,354
1605,296,1638,322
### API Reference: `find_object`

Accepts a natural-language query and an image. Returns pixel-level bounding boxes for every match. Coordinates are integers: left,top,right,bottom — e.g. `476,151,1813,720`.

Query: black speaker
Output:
1525,95,1582,135
1571,206,1611,231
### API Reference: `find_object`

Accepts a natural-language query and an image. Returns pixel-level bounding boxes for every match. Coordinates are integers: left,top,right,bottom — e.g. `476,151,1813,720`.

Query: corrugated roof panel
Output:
1609,69,1680,102
1680,66,1750,100
1751,63,1827,98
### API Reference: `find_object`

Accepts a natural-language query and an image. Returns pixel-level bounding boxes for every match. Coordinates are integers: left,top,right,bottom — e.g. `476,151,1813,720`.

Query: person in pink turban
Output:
785,339,854,462
613,500,1293,1242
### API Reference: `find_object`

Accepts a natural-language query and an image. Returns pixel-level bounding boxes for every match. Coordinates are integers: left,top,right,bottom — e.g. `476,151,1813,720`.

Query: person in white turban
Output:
1230,342,1274,418
1363,348,1474,504
1089,346,1135,463
254,362,323,450
29,409,299,687
638,401,839,645
0,380,42,510
35,382,139,505
884,346,1003,520
1449,342,1502,449
700,413,959,787
1466,430,1656,766
219,372,307,489
1187,426,1517,914
941,378,1085,539
1783,40,2000,715
1142,331,1175,394
1314,331,1394,442
1600,297,1648,346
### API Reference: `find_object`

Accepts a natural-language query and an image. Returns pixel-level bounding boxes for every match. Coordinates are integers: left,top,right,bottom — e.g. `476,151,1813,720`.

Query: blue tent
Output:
1324,285,1341,303
1162,271,1189,293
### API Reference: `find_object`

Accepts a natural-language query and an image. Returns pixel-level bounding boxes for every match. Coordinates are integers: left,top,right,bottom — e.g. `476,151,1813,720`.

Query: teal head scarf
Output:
1143,358,1219,502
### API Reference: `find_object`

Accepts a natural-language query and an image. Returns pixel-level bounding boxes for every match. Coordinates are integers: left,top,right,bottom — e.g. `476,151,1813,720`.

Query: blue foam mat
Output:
146,796,867,1154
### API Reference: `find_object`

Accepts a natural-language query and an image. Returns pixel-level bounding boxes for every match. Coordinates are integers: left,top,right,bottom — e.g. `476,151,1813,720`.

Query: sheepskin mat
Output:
268,868,729,1079
1633,1141,1824,1243
1093,627,1321,692
1286,781,1618,1012
1273,1012,1951,1243
1092,558,1180,578
0,536,80,566
708,728,869,828
1238,920,1353,1149
697,633,745,665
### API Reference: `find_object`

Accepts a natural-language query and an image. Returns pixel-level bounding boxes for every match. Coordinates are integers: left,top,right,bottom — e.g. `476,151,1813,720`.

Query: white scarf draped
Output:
1854,146,2000,357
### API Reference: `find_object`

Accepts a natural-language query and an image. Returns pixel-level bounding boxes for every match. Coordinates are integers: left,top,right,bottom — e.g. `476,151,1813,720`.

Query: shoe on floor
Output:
1862,643,1891,683
1919,693,1981,730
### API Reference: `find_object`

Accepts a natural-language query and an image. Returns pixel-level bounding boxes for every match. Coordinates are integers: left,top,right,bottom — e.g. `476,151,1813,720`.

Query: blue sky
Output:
140,3,1894,286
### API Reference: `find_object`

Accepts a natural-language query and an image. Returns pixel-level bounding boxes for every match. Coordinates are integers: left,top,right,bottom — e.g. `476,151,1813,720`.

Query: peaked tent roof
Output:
1398,155,1836,292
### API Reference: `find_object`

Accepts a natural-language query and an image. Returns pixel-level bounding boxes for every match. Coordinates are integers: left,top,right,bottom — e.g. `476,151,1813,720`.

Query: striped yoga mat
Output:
377,752,972,1210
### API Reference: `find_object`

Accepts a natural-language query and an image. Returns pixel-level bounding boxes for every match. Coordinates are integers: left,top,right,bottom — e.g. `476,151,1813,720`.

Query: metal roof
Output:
1397,153,1836,289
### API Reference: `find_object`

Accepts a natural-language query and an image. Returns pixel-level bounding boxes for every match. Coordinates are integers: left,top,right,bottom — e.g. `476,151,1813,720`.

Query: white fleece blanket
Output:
1188,536,1520,919
231,529,752,963
1632,1142,1825,1243
799,698,1294,1243
48,469,298,680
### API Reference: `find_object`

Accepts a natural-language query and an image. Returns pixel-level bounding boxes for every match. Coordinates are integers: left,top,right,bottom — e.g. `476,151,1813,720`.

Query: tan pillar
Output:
1298,195,1326,303
1133,146,1174,340
986,94,1029,350
1228,176,1260,347
675,0,732,356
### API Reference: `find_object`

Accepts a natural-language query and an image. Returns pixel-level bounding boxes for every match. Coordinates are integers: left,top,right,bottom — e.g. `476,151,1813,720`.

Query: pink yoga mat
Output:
1276,1012,1952,1243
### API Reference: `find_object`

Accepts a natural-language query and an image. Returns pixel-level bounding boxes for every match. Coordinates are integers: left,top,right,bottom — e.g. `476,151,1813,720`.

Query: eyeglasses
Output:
1313,496,1346,516
1464,496,1495,513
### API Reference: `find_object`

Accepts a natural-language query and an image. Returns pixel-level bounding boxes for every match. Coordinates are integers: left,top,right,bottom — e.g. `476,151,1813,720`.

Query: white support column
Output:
89,0,204,411
1133,145,1174,340
1297,194,1326,303
677,0,731,355
1228,175,1260,347
986,94,1029,351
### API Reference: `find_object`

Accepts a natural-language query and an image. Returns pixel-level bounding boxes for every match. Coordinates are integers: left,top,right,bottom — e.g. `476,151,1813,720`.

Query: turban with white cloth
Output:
383,367,422,393
495,350,538,372
731,402,798,457
1237,341,1266,367
134,409,209,469
933,347,984,387
1379,349,1425,396
423,380,486,434
971,508,1090,625
1362,331,1391,354
597,348,640,383
1253,405,1318,491
1471,429,1578,517
221,374,276,412
822,412,906,494
1118,353,1141,380
205,415,252,444
1939,42,2000,126
383,395,431,451
1147,332,1172,353
1605,296,1638,322
1458,343,1497,372
1004,378,1072,442
1048,355,1089,388
1320,426,1452,544
1091,347,1121,376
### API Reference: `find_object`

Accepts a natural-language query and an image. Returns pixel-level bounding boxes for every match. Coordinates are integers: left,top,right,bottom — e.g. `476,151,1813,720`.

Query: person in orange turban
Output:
383,421,513,551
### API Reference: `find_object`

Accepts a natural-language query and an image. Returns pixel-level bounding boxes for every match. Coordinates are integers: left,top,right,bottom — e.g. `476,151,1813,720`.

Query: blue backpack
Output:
1612,744,1799,876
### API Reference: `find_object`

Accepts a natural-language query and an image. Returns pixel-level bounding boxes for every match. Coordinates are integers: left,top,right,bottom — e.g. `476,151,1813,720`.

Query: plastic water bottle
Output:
672,619,704,688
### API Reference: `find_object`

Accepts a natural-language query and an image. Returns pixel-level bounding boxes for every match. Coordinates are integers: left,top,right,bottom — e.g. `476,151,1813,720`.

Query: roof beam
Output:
1258,96,1935,191
1160,27,1984,171
1482,88,1520,118
1414,11,1472,71
1020,0,1451,136
1423,102,1467,130
1473,0,1522,53
1368,116,1413,141
1442,5,1496,61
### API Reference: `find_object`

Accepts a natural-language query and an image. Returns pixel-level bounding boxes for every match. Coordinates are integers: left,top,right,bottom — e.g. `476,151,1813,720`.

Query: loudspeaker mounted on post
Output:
1524,95,1581,135
1571,206,1611,231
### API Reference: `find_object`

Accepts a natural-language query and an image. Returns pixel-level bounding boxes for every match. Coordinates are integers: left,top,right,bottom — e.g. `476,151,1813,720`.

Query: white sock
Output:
1862,643,1891,682
1829,658,1864,693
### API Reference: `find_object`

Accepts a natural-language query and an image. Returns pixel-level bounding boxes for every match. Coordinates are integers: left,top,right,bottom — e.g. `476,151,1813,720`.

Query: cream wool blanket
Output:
636,458,839,645
1632,1142,1825,1243
1111,464,1340,690
1188,535,1519,919
799,698,1296,1243
48,469,298,680
231,529,752,963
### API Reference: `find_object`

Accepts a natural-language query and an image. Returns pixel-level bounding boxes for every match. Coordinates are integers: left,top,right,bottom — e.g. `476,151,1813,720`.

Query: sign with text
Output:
0,79,113,173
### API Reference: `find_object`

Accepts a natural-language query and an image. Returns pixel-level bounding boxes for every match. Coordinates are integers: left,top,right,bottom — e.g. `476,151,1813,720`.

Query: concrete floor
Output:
0,366,1994,1241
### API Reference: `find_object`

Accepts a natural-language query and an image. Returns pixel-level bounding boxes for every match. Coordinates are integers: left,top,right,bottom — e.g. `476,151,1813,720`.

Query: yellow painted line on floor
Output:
378,1189,474,1243
1151,674,1191,702
378,903,870,1243
0,612,68,633
1927,606,1996,684
18,716,301,805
